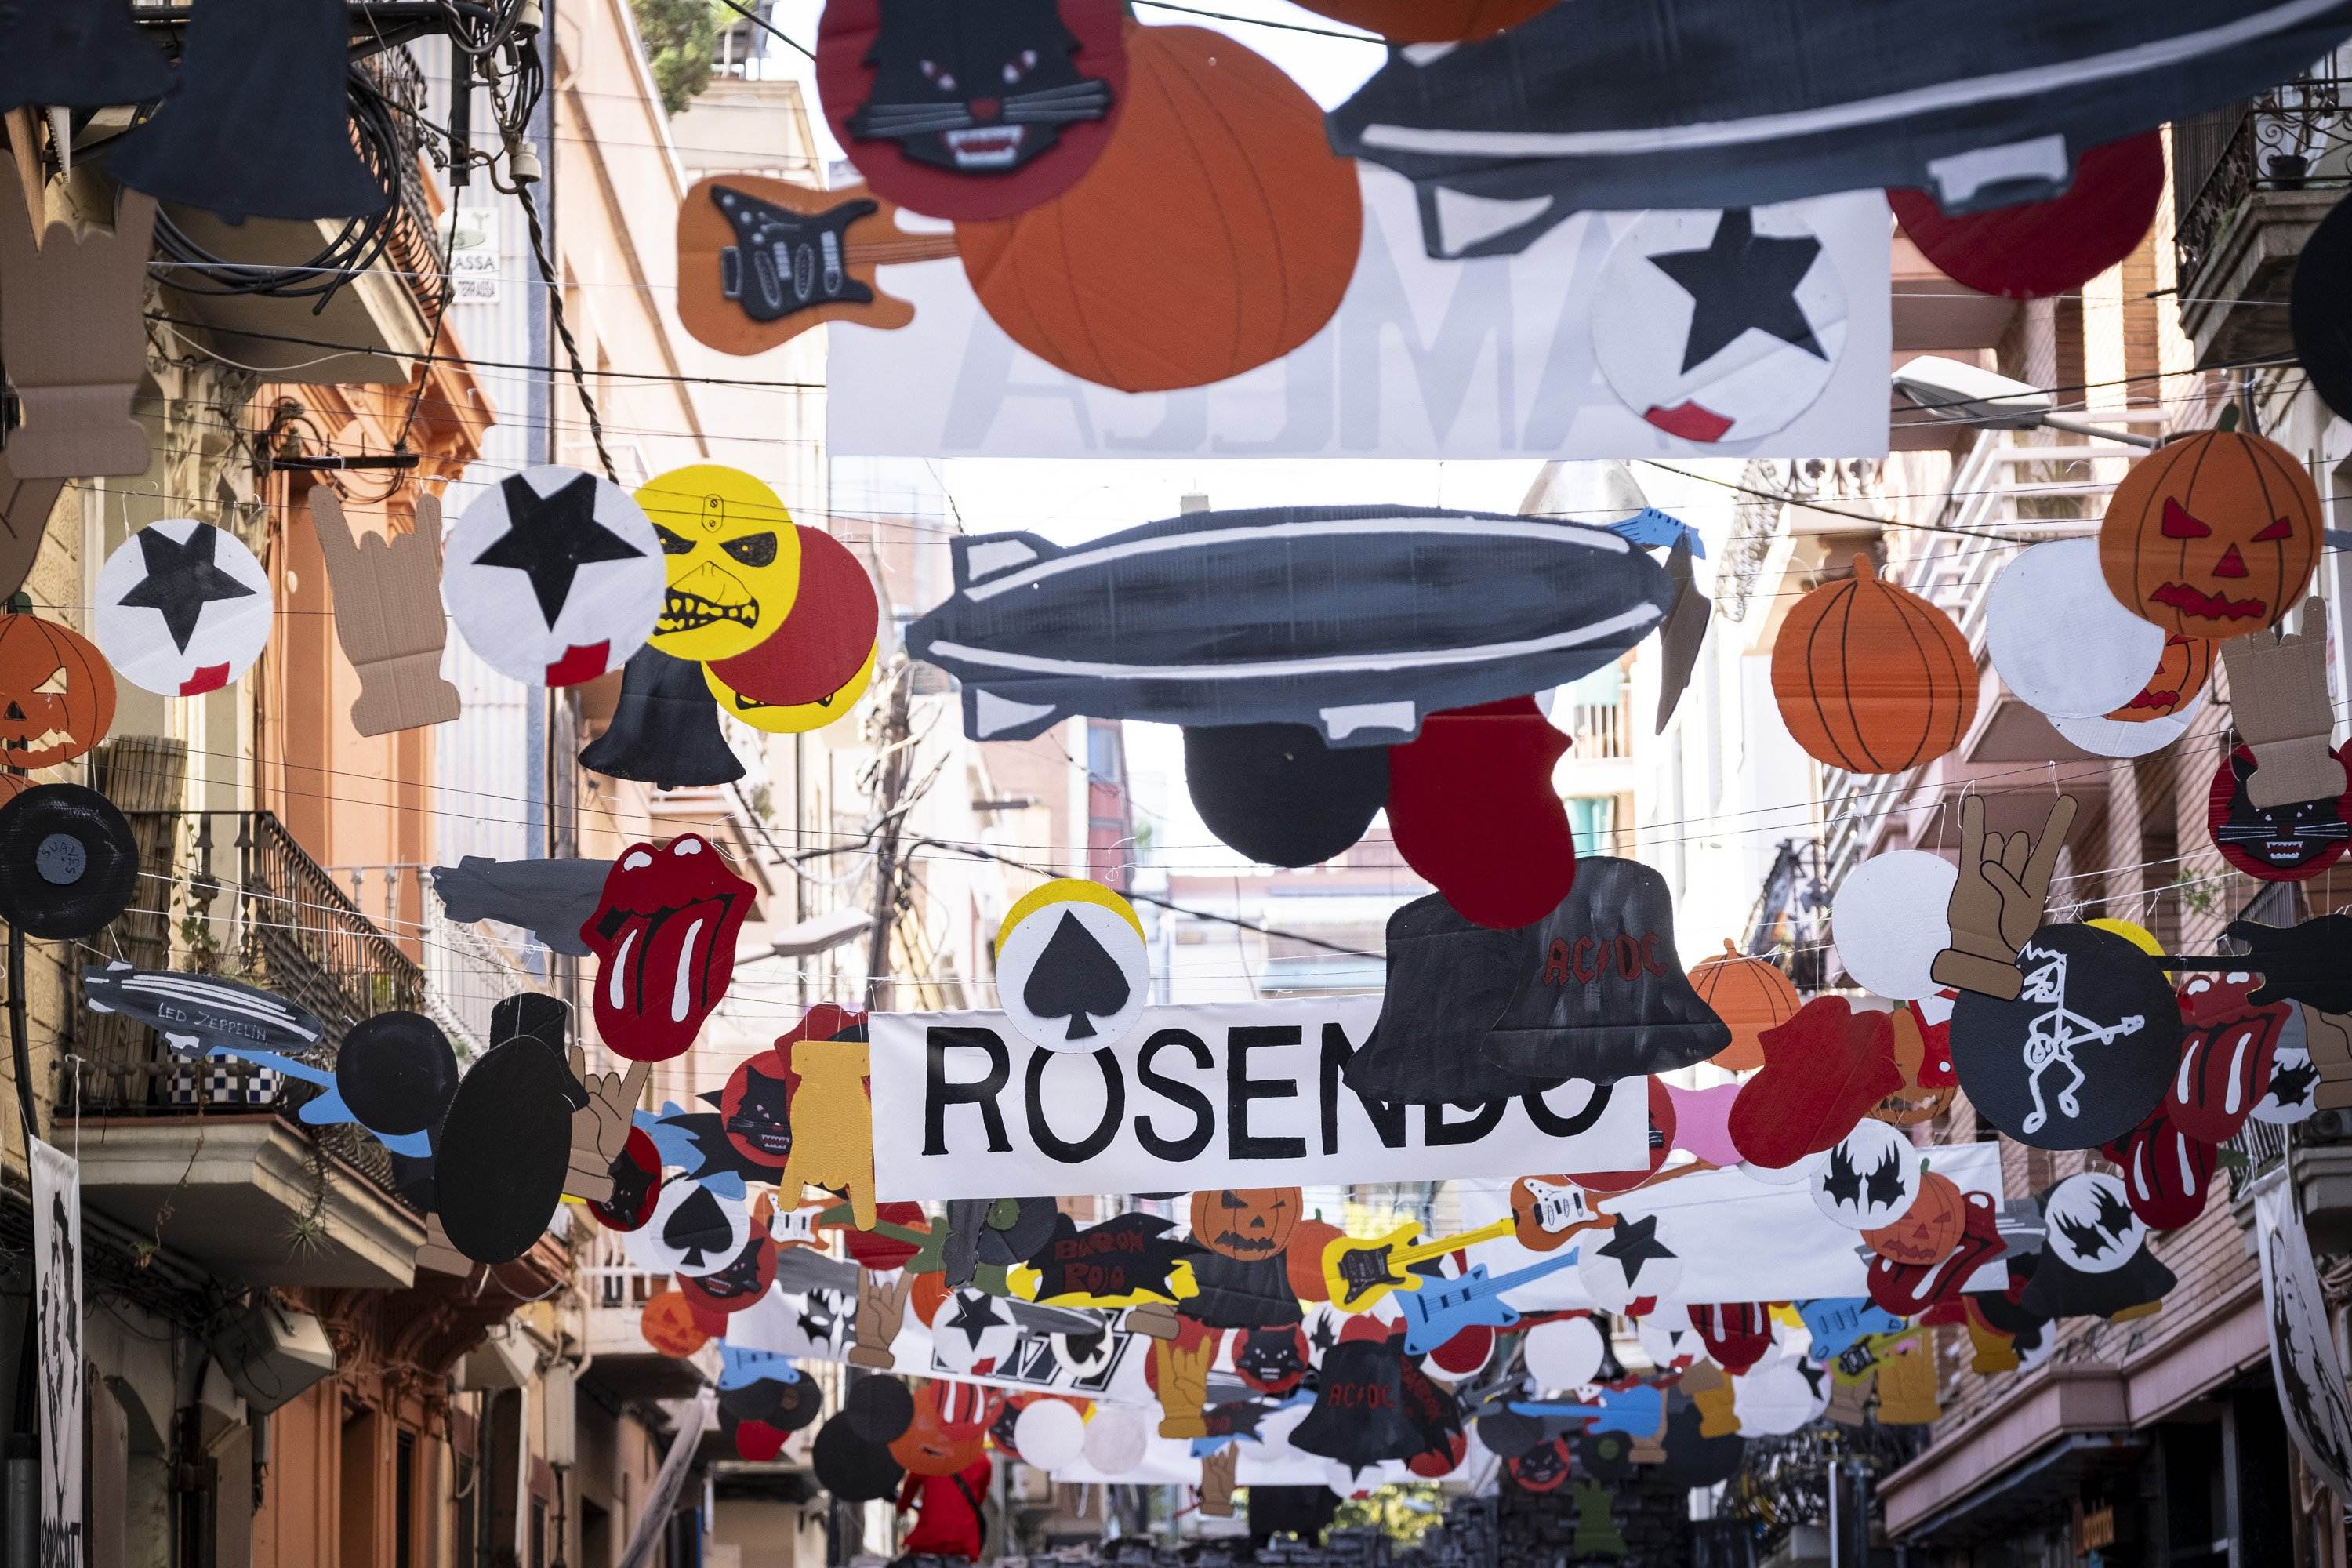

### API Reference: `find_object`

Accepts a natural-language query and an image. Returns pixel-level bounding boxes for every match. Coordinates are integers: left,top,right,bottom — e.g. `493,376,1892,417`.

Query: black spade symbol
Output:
1024,910,1130,1040
665,1185,736,1270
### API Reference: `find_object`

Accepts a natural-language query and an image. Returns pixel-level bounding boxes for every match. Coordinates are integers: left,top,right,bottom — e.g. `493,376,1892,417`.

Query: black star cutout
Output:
117,524,256,653
1647,208,1827,374
1864,1150,1907,1213
945,1288,1007,1350
1595,1214,1675,1289
474,471,643,630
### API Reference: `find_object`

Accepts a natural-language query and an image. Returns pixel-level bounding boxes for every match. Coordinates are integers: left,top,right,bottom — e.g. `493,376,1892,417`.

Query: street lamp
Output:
1893,355,2160,449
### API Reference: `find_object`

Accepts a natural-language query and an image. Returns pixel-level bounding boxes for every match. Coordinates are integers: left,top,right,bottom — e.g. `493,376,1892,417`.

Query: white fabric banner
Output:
828,171,1891,461
869,998,1646,1200
1453,1142,2010,1308
31,1138,83,1568
618,1396,710,1568
2255,1176,2352,1502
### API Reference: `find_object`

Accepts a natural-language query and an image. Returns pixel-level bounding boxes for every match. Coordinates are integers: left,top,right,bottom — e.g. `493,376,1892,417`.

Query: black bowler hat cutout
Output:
493,992,586,1109
844,1375,916,1443
336,1011,459,1138
0,783,140,939
814,1412,905,1501
1344,893,1565,1106
434,1039,573,1265
1184,723,1390,867
579,644,746,789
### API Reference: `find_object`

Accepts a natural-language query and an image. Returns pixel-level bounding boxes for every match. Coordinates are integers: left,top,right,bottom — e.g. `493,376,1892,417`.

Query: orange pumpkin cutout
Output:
1190,1187,1300,1261
956,24,1363,394
2099,430,2321,640
1288,0,1554,42
1863,1171,1965,1266
1686,940,1800,1072
1770,556,1976,774
1872,1004,1956,1126
0,613,114,769
640,1290,710,1357
1284,1217,1341,1302
891,1381,989,1476
2103,633,2213,724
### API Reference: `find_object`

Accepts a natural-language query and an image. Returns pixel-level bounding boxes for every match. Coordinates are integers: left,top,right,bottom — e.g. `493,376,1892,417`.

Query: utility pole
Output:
862,658,916,1013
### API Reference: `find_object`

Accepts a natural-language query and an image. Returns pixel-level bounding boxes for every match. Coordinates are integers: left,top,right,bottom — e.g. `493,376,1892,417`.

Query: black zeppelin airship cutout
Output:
906,505,1675,746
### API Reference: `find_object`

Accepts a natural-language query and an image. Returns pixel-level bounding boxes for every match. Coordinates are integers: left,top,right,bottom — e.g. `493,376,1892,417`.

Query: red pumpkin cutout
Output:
1862,1171,1965,1266
1769,556,1976,775
891,1381,990,1476
1686,939,1800,1073
957,24,1363,393
1288,0,1554,42
2099,430,2321,640
1189,1187,1301,1261
2103,633,2213,724
0,613,115,769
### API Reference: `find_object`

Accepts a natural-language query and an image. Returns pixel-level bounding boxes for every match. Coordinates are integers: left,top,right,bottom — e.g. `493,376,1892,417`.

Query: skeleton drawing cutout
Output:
2015,940,2145,1137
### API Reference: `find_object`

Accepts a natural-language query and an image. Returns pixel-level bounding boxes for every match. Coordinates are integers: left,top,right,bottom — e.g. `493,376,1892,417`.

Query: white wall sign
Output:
869,997,1646,1200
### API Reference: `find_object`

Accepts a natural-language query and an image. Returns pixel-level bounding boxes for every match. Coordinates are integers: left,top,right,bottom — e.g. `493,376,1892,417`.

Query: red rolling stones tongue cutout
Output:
1687,1303,1773,1374
2101,1108,2217,1232
1866,1189,2005,1318
2164,971,2290,1143
583,835,756,1060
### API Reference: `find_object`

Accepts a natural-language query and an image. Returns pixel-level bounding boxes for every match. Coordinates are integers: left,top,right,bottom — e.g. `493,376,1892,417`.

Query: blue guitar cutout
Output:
1396,1250,1581,1356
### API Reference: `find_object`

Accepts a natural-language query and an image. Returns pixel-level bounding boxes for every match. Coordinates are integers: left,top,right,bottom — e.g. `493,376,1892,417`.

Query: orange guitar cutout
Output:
1508,1176,1619,1252
676,174,960,357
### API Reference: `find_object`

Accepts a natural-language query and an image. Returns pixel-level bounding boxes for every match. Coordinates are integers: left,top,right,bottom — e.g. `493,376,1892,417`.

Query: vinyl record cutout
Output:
0,783,139,938
1810,1120,1919,1230
1769,556,1976,773
816,0,1128,223
444,466,666,687
1183,723,1391,867
2294,191,2352,422
434,1039,574,1265
94,520,272,698
2208,742,2352,883
844,1376,915,1444
1889,132,2163,298
1592,206,1848,445
2098,430,2321,641
1948,923,2181,1149
1985,539,2163,718
0,615,115,769
1387,698,1577,929
814,1413,905,1502
995,879,1149,1052
1831,851,1956,1000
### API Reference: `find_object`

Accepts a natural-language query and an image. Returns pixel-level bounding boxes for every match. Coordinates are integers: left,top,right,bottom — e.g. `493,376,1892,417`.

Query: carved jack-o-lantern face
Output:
637,466,804,662
1189,1186,1300,1260
0,615,114,769
2104,633,2213,724
1863,1171,1966,1266
2100,430,2321,640
890,1381,989,1476
1872,1004,1957,1126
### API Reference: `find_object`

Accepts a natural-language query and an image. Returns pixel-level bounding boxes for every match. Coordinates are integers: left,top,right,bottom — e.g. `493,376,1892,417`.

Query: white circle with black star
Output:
931,1285,1021,1374
1810,1120,1920,1231
1578,1212,1682,1310
95,519,272,697
1592,205,1848,446
2041,1172,2146,1276
444,466,666,688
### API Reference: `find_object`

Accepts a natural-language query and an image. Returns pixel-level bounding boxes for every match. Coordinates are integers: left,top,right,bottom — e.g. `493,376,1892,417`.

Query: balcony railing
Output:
73,808,430,1193
2176,64,2352,288
1561,699,1628,762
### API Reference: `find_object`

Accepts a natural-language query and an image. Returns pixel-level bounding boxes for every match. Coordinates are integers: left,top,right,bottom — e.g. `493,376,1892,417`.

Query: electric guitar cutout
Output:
1509,1384,1666,1436
1508,1176,1620,1251
676,174,961,357
768,1203,829,1250
1322,1218,1518,1313
1396,1252,1582,1356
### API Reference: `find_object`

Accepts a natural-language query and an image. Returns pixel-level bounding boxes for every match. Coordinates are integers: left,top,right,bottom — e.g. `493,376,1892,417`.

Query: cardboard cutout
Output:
1290,0,1551,42
1343,893,1562,1107
1568,1075,1675,1194
0,455,62,600
637,466,802,662
0,177,156,480
578,645,746,789
1184,724,1391,869
956,23,1361,394
80,964,323,1063
2221,592,2347,800
310,488,462,734
913,506,1671,746
1686,941,1798,1073
334,1011,459,1140
1664,1081,1742,1167
444,467,664,688
783,1030,878,1230
2256,1013,2321,1127
1772,556,1975,772
931,1286,1022,1375
1019,1214,1203,1306
718,1052,797,1167
1592,207,1849,445
1290,1338,1424,1473
0,784,136,938
1323,0,2352,248
844,1377,915,1444
1872,1002,1958,1126
94,520,270,698
1484,858,1730,1084
1811,1122,1919,1231
1862,1173,1969,1271
2019,1173,2176,1319
589,1128,663,1232
679,1234,780,1317
2102,1108,2216,1232
434,1039,573,1266
1386,698,1577,929
2217,916,2352,1016
2209,741,2352,884
994,879,1149,1052
705,524,879,720
1832,851,1956,1000
1932,794,2078,1002
814,1414,904,1501
0,614,113,769
2167,971,2291,1143
567,1050,647,1204
1727,998,1902,1171
677,176,962,356
2051,688,2209,760
1653,534,1711,732
706,648,876,736
817,0,1125,223
1579,1212,1682,1308
431,855,610,956
890,1381,989,1476
1889,132,2164,298
2101,434,2321,641
1948,923,2180,1149
106,0,388,223
1987,539,2163,718
0,0,172,109
581,835,755,1061
631,1181,753,1278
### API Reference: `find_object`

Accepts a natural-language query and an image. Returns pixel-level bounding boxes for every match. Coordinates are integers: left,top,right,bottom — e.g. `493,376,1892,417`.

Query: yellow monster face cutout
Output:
637,466,802,661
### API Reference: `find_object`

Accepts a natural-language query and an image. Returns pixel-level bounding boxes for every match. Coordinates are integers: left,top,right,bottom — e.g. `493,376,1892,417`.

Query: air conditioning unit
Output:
208,1301,336,1416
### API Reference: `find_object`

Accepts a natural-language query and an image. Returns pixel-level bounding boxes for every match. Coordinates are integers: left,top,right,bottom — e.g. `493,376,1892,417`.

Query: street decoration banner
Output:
32,1137,83,1568
2255,1175,2352,1502
868,996,1646,1200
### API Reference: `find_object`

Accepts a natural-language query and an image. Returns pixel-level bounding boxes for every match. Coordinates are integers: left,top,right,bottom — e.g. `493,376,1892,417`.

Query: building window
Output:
531,1500,547,1568
394,1430,415,1568
1086,721,1123,785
